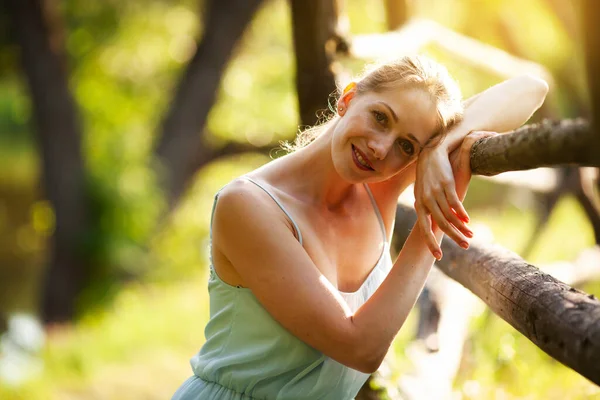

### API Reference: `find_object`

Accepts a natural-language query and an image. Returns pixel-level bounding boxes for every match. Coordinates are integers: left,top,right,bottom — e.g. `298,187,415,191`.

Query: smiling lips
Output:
351,144,374,171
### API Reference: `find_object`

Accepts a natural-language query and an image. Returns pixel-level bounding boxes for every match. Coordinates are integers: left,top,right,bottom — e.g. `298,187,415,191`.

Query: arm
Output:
214,180,444,374
414,74,549,257
440,74,549,154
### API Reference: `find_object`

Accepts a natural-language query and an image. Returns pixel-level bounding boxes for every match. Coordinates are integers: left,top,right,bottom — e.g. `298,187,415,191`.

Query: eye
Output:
397,139,414,156
371,110,388,126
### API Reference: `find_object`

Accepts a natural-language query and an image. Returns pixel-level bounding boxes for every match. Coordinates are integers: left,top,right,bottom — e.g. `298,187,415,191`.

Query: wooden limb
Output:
520,168,574,258
348,18,554,86
398,268,481,400
393,205,600,385
470,119,600,176
574,168,600,245
212,140,281,160
414,286,440,350
154,0,264,208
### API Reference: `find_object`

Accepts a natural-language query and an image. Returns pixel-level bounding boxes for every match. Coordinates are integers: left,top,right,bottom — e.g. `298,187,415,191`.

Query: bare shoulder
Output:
212,178,298,251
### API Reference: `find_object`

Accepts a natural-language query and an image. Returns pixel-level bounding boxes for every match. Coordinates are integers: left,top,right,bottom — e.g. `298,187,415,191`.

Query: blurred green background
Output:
0,0,599,398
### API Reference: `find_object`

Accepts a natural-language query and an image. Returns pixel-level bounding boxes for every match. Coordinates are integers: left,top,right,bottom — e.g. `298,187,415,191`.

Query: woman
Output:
173,55,548,399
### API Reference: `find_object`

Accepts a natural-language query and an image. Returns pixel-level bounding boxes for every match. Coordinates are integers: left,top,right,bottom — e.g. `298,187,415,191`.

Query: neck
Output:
279,120,360,211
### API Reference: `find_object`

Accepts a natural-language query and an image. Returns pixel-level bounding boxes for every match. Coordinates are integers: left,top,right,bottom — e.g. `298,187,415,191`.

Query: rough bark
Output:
470,119,599,176
5,0,89,323
289,0,340,127
154,0,264,208
393,205,600,385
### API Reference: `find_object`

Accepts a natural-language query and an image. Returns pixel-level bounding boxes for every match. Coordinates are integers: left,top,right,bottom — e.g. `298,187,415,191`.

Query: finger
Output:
466,131,498,147
416,205,441,259
429,201,469,250
443,180,469,222
434,189,472,238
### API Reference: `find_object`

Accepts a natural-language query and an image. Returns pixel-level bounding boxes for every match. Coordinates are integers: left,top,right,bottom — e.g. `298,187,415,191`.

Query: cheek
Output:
385,154,416,176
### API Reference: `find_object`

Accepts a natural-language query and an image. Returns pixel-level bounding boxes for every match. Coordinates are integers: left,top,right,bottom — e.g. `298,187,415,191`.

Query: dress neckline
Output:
337,241,389,296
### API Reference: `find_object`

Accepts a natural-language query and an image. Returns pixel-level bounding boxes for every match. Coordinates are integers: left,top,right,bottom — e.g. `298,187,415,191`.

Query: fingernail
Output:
434,251,442,260
465,230,474,238
460,241,469,249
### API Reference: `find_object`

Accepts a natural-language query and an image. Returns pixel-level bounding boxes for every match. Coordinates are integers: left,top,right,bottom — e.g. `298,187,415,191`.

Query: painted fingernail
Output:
460,241,469,249
465,230,474,238
434,251,442,260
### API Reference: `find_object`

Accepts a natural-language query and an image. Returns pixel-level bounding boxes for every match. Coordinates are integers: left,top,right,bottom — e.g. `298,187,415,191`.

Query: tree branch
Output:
348,18,554,86
470,119,600,176
154,0,264,208
393,205,600,385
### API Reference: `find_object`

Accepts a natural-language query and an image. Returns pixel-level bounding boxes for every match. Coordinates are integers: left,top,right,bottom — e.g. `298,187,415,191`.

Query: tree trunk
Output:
393,205,600,385
582,0,600,131
4,0,88,323
289,0,340,127
384,0,409,31
581,0,600,196
154,0,264,208
470,119,599,176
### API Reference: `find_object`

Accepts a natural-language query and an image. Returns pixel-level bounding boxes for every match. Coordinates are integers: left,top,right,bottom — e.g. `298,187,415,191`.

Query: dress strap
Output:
242,177,304,246
362,183,387,244
209,190,223,241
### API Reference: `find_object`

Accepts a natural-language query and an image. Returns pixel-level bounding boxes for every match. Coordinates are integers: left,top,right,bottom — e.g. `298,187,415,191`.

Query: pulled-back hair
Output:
281,55,463,152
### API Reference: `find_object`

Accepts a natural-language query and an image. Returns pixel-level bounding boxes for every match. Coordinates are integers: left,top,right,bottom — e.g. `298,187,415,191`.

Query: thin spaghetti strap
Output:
209,189,224,241
363,183,387,243
242,177,304,246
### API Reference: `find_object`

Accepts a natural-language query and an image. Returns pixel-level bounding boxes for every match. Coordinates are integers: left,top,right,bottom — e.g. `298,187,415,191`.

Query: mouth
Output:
351,144,375,171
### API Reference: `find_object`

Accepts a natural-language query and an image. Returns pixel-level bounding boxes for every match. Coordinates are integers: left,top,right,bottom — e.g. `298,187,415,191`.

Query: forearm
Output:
440,74,549,153
350,223,444,368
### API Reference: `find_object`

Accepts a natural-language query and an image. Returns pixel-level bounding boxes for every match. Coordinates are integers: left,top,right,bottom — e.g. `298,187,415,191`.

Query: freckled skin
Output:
331,87,440,184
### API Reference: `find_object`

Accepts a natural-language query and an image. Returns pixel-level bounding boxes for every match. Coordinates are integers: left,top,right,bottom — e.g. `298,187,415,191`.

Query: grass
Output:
0,276,210,400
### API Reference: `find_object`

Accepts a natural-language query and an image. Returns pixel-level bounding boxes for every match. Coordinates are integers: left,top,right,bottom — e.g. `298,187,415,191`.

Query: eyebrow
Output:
378,101,398,123
407,133,423,149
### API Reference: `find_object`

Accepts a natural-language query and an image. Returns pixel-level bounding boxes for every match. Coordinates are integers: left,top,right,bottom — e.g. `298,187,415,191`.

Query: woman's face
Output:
331,86,440,183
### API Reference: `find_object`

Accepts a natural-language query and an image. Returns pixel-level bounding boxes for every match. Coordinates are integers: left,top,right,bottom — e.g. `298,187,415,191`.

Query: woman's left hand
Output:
414,145,472,258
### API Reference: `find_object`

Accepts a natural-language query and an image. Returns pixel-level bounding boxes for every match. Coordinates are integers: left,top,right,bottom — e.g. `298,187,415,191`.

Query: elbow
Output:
339,319,388,374
350,346,386,374
356,357,384,375
521,74,549,103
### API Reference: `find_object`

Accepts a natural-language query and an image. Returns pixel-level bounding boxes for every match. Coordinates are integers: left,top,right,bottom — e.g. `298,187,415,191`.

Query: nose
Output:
367,136,394,160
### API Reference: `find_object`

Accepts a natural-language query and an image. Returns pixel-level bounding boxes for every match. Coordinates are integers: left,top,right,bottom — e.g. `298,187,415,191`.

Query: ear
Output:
337,82,357,116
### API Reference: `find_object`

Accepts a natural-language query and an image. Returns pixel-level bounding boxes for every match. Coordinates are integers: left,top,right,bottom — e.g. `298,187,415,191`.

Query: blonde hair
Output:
281,55,463,152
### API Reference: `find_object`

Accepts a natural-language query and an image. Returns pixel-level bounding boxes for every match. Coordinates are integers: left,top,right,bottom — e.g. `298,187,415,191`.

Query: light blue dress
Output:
172,177,393,400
